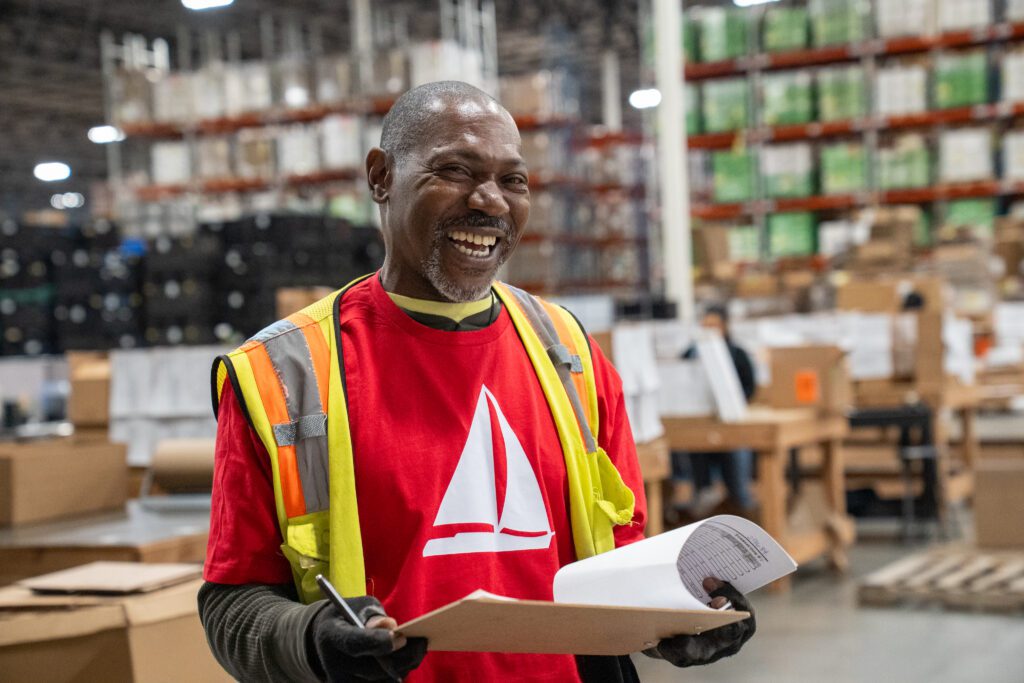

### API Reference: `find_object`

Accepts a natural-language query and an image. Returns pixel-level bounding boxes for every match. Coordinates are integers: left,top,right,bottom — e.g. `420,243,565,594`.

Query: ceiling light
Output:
628,88,662,109
733,0,780,6
181,0,234,10
88,125,125,144
62,192,85,208
34,162,71,182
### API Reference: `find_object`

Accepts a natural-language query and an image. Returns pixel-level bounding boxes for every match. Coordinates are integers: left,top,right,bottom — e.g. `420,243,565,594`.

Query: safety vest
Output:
211,275,636,604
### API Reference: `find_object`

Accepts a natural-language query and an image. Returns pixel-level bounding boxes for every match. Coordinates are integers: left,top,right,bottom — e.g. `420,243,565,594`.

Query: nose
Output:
467,179,510,217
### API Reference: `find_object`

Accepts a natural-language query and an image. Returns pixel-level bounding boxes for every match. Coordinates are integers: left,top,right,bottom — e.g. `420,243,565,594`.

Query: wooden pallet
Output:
858,545,1024,613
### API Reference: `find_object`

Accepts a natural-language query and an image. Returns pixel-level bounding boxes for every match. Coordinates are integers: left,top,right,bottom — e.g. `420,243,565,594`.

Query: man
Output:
199,81,755,682
678,305,757,515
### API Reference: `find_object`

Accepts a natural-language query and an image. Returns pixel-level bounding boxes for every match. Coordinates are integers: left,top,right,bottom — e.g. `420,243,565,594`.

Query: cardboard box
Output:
0,571,228,682
67,352,111,428
769,345,852,415
275,286,335,319
974,459,1024,548
0,438,126,528
736,273,780,298
836,277,945,313
915,311,946,389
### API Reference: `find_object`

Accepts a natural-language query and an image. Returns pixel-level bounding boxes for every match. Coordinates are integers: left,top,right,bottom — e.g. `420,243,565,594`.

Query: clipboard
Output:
395,593,749,656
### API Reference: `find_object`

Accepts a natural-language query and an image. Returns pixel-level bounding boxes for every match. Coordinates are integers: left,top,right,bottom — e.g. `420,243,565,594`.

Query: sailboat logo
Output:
422,385,555,557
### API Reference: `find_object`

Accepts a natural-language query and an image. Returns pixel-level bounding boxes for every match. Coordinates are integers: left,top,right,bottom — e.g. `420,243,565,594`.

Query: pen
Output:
315,574,403,683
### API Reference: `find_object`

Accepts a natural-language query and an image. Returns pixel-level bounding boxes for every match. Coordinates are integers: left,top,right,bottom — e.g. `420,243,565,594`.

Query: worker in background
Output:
676,304,758,517
198,81,755,683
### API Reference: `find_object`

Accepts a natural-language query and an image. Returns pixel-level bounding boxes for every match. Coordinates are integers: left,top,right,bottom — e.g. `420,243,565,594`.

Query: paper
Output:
552,515,796,610
696,333,749,423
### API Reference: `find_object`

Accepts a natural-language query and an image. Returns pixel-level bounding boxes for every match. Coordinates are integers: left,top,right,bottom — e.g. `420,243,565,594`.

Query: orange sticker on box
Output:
794,370,820,404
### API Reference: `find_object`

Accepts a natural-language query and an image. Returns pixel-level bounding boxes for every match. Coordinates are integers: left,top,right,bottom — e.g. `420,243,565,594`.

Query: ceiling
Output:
0,0,643,220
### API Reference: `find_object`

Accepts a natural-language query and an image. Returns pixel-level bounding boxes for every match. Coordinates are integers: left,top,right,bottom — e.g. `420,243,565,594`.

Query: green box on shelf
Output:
763,7,809,53
762,71,814,126
817,66,866,121
763,170,814,198
878,138,931,189
914,210,932,246
934,50,988,109
693,7,748,63
683,18,698,65
712,150,755,203
769,212,817,257
729,225,761,261
945,199,996,234
809,0,867,47
821,143,867,194
686,85,701,135
702,78,750,132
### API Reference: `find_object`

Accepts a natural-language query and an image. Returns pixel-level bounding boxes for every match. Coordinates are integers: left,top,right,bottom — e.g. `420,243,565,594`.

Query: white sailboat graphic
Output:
422,385,555,557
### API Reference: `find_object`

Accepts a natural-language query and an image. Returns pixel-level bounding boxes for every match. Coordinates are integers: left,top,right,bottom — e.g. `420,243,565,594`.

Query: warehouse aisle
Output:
634,539,1024,683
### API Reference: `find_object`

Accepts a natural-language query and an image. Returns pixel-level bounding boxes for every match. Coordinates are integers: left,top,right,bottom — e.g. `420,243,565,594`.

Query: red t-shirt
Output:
205,276,647,682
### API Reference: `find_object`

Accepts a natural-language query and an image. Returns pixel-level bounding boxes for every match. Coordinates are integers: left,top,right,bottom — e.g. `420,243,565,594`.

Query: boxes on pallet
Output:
945,199,997,236
730,226,761,261
818,219,866,257
876,0,937,37
150,142,191,186
321,115,363,169
235,128,275,179
196,137,231,180
761,143,813,199
821,143,867,194
938,127,993,183
277,124,321,176
1005,130,1024,181
1003,50,1024,103
878,134,931,189
808,0,868,47
151,72,194,124
934,50,988,109
975,459,1024,548
937,0,992,31
875,63,928,115
691,7,748,63
712,150,755,203
314,56,353,104
701,78,749,133
768,212,816,257
816,65,867,122
762,6,809,52
769,345,852,416
761,70,814,126
685,85,701,135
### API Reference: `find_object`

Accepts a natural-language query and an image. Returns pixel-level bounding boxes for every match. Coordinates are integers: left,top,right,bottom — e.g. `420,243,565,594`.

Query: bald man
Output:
199,81,754,683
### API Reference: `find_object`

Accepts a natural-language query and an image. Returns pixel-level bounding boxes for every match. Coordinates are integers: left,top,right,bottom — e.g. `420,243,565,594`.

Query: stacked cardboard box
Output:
761,144,814,199
712,149,756,202
729,226,761,262
761,71,814,126
845,207,921,274
945,199,997,237
937,0,992,31
878,134,931,189
817,65,866,122
1002,48,1024,103
685,85,701,135
875,62,928,116
692,7,749,62
934,50,988,109
702,78,750,133
974,459,1024,548
67,352,111,434
762,6,808,52
994,218,1024,283
768,212,816,258
769,345,852,416
821,143,867,195
932,242,997,316
809,0,868,47
876,0,937,37
939,127,994,183
1003,129,1024,181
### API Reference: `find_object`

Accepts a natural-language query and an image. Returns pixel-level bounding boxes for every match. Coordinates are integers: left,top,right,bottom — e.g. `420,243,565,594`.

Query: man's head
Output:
366,81,530,302
700,304,729,336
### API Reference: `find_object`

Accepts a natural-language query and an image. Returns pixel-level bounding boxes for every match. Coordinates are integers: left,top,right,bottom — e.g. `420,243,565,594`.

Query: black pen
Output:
315,574,403,682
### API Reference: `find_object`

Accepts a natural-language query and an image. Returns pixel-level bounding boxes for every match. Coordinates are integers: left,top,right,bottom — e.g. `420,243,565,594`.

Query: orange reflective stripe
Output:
246,344,306,518
540,300,594,431
294,314,331,412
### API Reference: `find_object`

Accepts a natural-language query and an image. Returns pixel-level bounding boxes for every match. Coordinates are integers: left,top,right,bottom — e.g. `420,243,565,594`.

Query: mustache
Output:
437,213,512,236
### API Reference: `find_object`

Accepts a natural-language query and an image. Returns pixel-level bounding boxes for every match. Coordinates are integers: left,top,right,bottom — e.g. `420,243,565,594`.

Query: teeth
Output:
446,231,498,248
454,243,488,257
482,235,496,246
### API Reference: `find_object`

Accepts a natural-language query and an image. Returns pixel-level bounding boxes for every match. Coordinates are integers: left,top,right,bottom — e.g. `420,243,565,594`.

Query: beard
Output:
421,213,516,302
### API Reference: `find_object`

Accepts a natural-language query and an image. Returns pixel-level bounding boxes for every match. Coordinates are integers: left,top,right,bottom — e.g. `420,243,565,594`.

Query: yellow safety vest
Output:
211,275,636,603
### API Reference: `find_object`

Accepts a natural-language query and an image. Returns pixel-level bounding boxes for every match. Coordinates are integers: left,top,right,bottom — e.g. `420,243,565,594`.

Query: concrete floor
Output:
633,538,1024,683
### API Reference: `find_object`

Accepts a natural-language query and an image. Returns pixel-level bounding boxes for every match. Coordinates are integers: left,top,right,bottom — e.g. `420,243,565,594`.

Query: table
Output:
662,408,853,591
0,500,209,586
635,437,670,536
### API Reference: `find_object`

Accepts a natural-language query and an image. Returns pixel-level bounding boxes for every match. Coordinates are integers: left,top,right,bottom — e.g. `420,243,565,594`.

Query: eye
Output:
439,164,471,178
504,174,528,189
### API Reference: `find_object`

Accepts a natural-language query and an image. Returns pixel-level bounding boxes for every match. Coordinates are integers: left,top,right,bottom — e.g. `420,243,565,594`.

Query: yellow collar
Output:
387,291,494,323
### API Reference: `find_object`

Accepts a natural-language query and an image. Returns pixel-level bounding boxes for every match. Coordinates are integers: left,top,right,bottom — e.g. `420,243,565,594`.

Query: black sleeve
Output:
682,344,697,360
576,655,641,683
197,581,328,683
732,346,757,401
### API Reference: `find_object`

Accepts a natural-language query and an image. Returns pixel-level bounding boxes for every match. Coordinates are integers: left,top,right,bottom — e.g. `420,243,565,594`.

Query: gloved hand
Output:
646,578,756,668
309,595,428,682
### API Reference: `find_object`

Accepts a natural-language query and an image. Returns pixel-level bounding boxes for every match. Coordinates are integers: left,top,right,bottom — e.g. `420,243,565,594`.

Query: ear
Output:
366,147,391,205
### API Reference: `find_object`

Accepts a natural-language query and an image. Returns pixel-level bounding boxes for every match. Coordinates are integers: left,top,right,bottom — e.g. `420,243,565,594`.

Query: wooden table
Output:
635,437,670,536
662,408,853,591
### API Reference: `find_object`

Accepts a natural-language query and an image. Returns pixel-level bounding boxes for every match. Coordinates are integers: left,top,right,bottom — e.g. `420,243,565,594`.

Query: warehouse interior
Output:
1,0,1023,681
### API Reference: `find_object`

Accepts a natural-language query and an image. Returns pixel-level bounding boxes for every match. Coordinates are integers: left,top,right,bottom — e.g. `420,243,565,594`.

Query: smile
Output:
446,230,499,258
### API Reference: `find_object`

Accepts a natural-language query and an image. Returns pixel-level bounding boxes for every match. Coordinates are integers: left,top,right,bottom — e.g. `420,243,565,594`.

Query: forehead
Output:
415,96,521,159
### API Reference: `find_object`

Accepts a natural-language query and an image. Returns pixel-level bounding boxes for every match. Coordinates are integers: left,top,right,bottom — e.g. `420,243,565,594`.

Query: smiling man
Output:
198,81,755,683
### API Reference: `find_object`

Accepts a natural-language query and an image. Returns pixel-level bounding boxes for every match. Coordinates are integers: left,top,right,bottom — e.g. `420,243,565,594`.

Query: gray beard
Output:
421,230,511,302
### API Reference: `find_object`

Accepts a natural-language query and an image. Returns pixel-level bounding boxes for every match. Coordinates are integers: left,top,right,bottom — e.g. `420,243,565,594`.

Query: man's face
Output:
701,312,726,336
372,97,530,302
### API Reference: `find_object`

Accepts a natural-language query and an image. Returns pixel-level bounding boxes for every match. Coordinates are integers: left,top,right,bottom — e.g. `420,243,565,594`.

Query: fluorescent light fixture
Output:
34,162,71,182
88,125,125,144
181,0,234,9
49,192,85,210
733,0,779,6
629,88,662,109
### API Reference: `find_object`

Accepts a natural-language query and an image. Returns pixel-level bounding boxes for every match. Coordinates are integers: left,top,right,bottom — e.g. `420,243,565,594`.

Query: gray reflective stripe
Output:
503,284,598,454
263,326,331,513
248,318,298,345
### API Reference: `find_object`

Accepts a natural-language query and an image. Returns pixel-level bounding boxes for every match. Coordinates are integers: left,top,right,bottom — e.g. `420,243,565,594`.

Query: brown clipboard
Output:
396,594,749,655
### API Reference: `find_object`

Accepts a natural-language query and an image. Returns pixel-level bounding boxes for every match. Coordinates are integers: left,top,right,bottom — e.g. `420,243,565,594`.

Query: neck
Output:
379,259,452,302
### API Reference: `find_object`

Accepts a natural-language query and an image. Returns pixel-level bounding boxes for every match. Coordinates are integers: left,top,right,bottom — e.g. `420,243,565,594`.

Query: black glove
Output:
647,580,756,668
309,595,428,682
